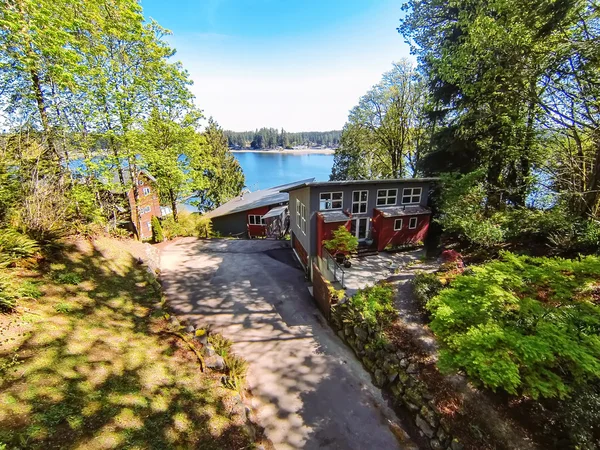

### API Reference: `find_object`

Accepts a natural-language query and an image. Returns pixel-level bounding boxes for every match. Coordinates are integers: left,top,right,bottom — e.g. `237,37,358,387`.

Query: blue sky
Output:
140,0,412,131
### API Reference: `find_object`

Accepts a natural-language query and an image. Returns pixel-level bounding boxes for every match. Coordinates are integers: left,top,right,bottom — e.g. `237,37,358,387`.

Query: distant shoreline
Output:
231,148,335,155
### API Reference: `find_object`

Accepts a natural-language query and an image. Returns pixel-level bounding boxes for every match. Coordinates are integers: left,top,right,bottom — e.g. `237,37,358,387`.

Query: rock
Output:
430,438,444,450
406,363,418,374
170,316,180,327
437,428,448,444
344,325,353,337
404,401,420,413
420,406,439,428
194,328,208,346
390,384,401,397
353,325,368,341
399,358,409,369
450,439,464,450
397,371,410,385
337,330,346,341
205,354,225,371
362,357,375,371
355,339,365,352
396,350,407,359
185,324,195,333
404,387,422,406
373,369,386,388
203,344,216,357
394,379,405,394
415,415,435,438
387,371,398,384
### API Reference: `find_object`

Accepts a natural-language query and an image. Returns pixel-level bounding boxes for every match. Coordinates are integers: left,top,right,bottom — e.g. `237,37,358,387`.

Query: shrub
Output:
223,353,248,391
196,216,213,238
428,251,600,399
151,216,164,243
208,333,233,357
348,283,396,326
412,271,444,312
162,211,209,239
0,273,41,311
324,225,358,255
0,229,39,268
52,271,82,285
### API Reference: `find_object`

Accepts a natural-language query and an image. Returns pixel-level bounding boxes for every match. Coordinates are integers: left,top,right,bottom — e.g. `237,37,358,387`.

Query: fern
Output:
0,229,39,268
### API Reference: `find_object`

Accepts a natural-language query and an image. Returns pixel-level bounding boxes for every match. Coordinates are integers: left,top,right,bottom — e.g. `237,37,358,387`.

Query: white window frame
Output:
409,217,418,229
147,221,152,231
352,190,368,214
296,199,301,229
300,203,307,234
139,206,151,215
402,187,422,205
248,215,265,226
319,192,343,210
376,189,397,206
394,219,403,231
142,187,151,196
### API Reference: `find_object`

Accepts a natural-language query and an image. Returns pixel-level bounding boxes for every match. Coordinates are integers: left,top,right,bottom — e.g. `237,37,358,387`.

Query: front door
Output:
351,217,369,240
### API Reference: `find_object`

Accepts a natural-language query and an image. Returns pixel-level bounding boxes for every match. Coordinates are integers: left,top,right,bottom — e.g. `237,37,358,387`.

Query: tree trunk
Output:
169,189,178,222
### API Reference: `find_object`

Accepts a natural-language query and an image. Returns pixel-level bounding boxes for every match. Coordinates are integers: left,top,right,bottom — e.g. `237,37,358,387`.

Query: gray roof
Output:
280,177,439,192
319,210,351,223
206,178,315,219
376,205,432,218
262,205,288,219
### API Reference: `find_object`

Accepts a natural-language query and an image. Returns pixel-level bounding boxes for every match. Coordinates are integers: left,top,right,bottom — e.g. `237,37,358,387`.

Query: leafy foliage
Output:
151,216,164,243
427,252,600,399
0,229,39,268
52,272,82,285
348,283,396,326
412,271,444,313
324,226,358,255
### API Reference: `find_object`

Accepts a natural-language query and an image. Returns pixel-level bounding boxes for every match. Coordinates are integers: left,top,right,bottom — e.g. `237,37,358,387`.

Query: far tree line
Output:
224,128,341,149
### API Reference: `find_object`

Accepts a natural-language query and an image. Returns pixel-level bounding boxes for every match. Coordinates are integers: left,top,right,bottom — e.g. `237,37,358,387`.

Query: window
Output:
142,187,151,196
296,199,301,228
147,221,152,231
409,217,418,229
319,192,343,210
300,203,307,234
352,190,368,214
402,187,422,204
376,189,397,206
394,219,403,231
248,215,265,225
139,206,151,215
137,180,144,186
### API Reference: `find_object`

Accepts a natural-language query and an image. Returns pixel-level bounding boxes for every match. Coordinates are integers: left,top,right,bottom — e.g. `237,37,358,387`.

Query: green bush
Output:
52,271,82,285
196,216,213,238
0,229,39,268
427,251,600,399
151,216,164,243
208,333,233,357
348,283,396,326
324,225,358,254
162,211,208,239
0,273,41,311
412,271,444,312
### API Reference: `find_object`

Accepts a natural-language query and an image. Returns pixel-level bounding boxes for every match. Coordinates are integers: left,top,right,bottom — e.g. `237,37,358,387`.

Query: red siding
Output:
128,176,162,240
373,211,430,252
292,231,308,267
246,206,271,237
316,213,351,257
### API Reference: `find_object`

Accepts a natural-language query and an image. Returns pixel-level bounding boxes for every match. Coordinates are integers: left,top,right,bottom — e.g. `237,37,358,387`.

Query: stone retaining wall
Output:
330,300,463,450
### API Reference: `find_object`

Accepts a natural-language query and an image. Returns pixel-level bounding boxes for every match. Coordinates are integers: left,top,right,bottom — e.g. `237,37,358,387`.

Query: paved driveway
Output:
160,238,414,450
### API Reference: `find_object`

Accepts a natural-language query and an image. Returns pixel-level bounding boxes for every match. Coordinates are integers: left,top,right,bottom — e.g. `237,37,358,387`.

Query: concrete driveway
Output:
160,238,415,450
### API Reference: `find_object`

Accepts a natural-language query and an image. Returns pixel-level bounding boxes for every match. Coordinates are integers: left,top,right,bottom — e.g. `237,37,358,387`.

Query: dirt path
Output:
160,238,417,450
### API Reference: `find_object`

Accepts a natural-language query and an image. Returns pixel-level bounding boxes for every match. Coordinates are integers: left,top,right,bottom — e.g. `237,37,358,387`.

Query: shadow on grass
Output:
0,238,251,450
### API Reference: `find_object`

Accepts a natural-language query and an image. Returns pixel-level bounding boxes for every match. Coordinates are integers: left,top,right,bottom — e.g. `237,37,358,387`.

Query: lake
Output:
233,151,334,190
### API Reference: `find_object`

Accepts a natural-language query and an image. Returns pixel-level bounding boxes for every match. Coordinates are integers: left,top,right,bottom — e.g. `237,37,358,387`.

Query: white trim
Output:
394,219,403,231
376,188,397,206
296,199,301,229
319,191,343,210
352,190,368,214
352,217,370,240
142,187,151,196
409,217,418,229
248,214,265,225
300,203,307,234
402,187,422,205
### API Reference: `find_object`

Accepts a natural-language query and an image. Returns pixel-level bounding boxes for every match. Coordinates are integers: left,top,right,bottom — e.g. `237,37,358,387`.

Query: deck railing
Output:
322,247,345,288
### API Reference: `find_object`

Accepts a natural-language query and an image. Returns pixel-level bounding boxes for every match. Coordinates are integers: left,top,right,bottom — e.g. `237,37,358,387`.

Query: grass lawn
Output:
0,237,253,449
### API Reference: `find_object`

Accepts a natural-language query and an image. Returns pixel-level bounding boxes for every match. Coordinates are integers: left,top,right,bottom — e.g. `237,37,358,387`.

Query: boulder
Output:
450,439,465,450
406,363,418,374
420,405,439,428
344,325,354,337
430,438,443,450
415,415,435,438
373,369,387,388
185,324,195,334
203,344,216,358
353,325,368,341
337,330,346,341
399,358,409,369
362,357,375,371
205,354,225,371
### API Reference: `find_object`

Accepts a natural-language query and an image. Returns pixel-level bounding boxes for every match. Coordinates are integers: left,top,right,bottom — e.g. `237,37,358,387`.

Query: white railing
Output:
322,246,345,288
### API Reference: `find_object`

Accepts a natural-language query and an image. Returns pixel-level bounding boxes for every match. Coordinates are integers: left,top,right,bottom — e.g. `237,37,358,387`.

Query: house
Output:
126,170,162,240
205,179,315,238
281,178,438,278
